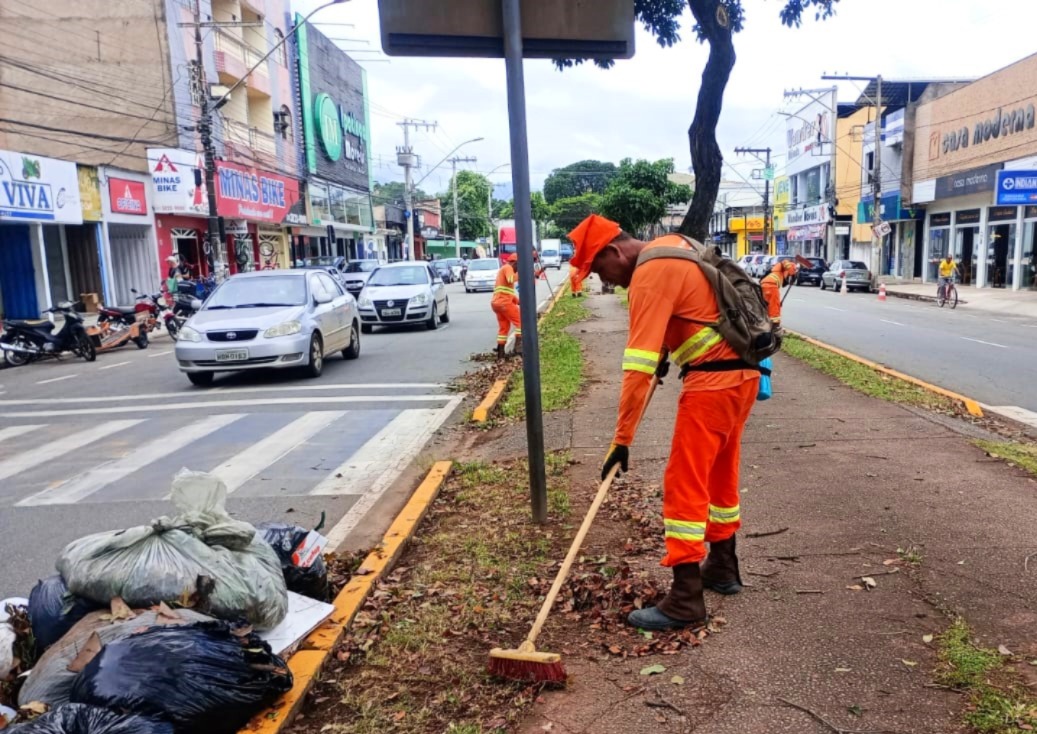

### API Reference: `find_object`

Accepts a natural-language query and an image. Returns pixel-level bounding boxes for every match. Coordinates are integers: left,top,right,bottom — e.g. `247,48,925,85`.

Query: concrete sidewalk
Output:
886,281,1037,319
517,289,1037,734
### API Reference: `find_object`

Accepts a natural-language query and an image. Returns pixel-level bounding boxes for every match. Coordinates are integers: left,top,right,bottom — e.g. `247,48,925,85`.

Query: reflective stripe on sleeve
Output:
672,328,723,366
708,504,740,524
494,286,517,296
663,518,706,541
622,347,661,375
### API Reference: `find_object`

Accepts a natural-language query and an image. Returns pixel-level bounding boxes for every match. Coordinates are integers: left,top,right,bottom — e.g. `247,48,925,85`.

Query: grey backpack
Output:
635,236,780,367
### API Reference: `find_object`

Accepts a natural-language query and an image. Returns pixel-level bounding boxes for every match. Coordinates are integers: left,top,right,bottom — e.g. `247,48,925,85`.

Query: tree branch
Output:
678,0,736,243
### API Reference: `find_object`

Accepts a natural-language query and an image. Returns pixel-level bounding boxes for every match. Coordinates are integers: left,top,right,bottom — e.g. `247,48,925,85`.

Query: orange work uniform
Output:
569,267,583,295
491,262,521,345
760,270,784,323
616,235,759,567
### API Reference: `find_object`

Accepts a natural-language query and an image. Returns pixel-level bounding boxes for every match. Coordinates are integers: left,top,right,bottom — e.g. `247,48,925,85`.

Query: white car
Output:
174,269,360,387
357,261,450,332
540,247,562,269
736,254,755,271
464,258,498,292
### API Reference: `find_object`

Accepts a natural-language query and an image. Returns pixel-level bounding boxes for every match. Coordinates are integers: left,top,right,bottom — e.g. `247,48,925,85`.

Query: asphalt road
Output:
782,284,1037,416
0,266,570,598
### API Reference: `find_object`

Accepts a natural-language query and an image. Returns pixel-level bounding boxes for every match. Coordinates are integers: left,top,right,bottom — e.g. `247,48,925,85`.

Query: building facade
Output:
783,90,837,259
910,53,1037,290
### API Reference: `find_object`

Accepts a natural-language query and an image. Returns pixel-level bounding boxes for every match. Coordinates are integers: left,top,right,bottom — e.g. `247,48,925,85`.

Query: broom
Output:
489,375,661,683
780,253,817,306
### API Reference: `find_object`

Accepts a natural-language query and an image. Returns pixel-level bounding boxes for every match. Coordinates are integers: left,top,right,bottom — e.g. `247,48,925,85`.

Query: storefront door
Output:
954,226,978,285
987,224,1012,288
0,224,38,319
109,224,158,305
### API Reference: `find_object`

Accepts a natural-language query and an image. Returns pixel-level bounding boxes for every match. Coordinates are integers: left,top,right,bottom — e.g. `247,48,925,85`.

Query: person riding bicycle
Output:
938,255,959,296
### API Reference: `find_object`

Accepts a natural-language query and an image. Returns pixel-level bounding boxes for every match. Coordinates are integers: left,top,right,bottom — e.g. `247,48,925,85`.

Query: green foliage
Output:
492,198,513,220
529,191,551,223
543,160,617,203
439,170,492,241
550,192,602,233
372,180,428,205
598,158,691,237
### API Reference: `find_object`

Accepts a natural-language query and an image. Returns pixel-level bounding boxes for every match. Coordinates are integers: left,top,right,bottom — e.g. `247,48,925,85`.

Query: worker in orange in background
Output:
760,260,798,326
569,261,584,297
568,214,761,631
492,253,522,360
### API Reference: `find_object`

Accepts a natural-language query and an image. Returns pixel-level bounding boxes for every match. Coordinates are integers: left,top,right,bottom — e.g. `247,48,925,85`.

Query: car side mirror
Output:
314,291,333,305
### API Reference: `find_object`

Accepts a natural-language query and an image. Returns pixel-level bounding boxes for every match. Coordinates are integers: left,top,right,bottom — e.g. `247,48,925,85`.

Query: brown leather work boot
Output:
701,536,743,595
628,563,707,630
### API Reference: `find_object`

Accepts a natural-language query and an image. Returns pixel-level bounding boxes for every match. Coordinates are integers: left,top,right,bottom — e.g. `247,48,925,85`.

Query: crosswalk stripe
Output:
319,396,463,550
0,419,144,483
212,411,347,494
0,424,45,444
16,414,245,506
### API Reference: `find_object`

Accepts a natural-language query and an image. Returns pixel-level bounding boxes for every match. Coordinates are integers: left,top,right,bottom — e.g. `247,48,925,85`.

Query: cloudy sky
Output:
296,0,1036,205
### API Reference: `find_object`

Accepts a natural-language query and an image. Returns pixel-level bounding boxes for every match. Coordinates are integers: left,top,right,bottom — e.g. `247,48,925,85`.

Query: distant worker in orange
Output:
760,260,798,326
492,253,522,360
569,261,584,297
569,214,763,631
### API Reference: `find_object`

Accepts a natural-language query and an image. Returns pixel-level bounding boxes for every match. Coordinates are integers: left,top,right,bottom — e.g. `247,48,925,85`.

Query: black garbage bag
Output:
28,576,102,652
9,704,173,734
68,621,292,734
256,521,329,601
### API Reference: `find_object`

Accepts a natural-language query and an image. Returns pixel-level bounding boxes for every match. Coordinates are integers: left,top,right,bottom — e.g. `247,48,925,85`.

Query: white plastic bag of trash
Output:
56,470,288,630
0,597,29,680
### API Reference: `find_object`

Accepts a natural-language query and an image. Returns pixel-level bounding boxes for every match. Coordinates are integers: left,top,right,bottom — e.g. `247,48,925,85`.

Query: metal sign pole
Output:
502,0,547,524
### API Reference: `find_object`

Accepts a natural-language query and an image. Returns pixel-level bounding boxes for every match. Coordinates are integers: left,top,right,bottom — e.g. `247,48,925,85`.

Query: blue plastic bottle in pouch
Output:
757,357,773,401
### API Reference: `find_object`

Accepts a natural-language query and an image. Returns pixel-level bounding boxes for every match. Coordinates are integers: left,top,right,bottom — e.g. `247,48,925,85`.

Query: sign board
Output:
215,160,302,224
377,0,635,59
147,148,207,215
934,163,1001,200
763,165,775,181
785,90,836,176
872,221,891,238
996,169,1037,205
0,149,83,224
108,177,148,216
785,202,830,227
78,166,103,221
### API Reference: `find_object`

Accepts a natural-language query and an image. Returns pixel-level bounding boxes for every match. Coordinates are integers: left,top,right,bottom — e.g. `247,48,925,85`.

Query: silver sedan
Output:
174,269,360,387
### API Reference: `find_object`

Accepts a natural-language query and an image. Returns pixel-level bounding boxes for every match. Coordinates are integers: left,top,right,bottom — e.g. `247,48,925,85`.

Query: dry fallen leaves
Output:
639,664,666,676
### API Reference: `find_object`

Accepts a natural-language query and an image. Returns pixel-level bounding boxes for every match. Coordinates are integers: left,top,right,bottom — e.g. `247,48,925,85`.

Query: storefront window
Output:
1024,221,1037,290
988,223,1014,289
330,185,348,223
954,226,979,286
310,183,331,223
927,227,950,281
805,169,821,203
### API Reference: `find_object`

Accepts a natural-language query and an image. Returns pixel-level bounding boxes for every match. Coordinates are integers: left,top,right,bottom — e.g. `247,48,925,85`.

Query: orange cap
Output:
506,253,518,263
568,214,621,283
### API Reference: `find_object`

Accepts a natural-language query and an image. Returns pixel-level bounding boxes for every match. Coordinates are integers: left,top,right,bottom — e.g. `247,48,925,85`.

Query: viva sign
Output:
0,149,83,224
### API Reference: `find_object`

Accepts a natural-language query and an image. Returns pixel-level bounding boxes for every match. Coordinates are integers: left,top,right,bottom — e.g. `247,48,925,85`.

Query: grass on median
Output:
973,440,1037,479
502,292,590,419
615,286,629,309
782,333,962,412
293,455,573,734
936,618,1037,733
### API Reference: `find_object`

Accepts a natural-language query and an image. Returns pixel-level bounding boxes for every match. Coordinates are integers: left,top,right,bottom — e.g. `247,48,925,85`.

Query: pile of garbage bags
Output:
1,469,335,733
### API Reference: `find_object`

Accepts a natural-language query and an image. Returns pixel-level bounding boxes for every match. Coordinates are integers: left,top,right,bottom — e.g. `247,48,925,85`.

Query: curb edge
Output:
786,330,984,418
243,460,454,734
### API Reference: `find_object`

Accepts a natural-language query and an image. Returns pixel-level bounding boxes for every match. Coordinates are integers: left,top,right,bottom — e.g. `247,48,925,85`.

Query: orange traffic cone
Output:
878,282,887,302
840,272,848,295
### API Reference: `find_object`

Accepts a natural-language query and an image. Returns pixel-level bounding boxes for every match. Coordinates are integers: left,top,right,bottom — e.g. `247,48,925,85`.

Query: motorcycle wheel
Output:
134,331,149,350
2,336,32,367
166,319,180,341
76,333,97,362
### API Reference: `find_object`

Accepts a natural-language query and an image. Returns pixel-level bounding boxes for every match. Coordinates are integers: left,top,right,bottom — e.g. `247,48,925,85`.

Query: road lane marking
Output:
17,414,244,506
961,336,1008,349
880,319,906,326
213,410,346,494
0,383,449,406
147,349,173,358
824,306,847,312
0,395,455,418
99,361,131,370
36,374,77,385
0,419,143,482
322,397,463,549
0,424,45,444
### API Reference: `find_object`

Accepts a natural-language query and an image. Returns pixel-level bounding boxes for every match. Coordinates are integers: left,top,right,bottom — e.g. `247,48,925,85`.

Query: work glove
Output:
601,443,629,481
655,357,670,382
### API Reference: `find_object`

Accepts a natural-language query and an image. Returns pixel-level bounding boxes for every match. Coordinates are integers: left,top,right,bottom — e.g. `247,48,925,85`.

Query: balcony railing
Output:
222,118,277,158
214,28,264,70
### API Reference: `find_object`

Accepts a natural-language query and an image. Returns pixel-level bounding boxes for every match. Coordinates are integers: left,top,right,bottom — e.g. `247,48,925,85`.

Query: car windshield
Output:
344,261,377,273
542,249,558,256
305,257,335,267
367,266,429,287
469,260,498,271
845,261,868,269
808,258,825,266
205,276,307,309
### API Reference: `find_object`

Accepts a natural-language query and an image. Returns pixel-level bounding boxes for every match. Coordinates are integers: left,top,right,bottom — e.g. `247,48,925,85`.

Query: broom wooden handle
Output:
524,376,660,648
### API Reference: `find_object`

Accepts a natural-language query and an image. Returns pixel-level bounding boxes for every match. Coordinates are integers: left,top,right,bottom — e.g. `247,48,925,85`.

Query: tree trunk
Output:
678,0,736,243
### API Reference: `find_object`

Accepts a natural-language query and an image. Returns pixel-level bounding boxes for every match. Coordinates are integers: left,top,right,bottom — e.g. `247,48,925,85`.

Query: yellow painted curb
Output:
472,379,508,423
242,460,454,734
788,331,984,418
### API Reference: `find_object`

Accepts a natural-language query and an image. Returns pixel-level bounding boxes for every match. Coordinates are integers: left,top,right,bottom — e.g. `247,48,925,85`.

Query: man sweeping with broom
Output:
567,215,766,630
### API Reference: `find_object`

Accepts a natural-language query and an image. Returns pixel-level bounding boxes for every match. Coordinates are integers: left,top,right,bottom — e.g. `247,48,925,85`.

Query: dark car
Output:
431,260,454,283
796,257,828,286
560,243,574,262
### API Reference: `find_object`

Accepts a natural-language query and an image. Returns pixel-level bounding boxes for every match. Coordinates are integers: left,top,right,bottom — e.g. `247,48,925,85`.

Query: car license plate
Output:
381,308,401,317
216,349,248,362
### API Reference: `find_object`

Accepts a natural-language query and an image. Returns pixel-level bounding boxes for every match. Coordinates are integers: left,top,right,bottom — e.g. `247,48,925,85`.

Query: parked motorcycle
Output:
1,303,96,366
129,288,180,340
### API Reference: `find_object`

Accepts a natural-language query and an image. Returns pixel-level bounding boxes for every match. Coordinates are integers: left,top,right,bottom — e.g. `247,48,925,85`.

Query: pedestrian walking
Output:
761,260,798,326
492,253,522,359
568,214,763,631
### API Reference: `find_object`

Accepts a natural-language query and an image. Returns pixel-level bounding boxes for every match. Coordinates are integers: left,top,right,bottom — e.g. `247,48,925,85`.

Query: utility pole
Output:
193,0,223,276
396,119,436,260
449,155,477,258
734,147,772,254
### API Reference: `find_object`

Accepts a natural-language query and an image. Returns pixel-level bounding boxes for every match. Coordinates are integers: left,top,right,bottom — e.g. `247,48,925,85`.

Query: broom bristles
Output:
488,647,567,683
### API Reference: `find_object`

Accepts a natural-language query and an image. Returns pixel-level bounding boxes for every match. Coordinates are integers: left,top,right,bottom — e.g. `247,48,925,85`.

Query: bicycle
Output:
937,278,958,309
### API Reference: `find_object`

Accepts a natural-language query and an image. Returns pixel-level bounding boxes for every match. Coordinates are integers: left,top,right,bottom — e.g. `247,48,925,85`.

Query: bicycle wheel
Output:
937,287,946,308
949,285,958,309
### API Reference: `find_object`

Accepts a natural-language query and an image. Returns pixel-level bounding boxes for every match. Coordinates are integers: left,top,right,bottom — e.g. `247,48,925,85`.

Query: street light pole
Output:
450,155,477,258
